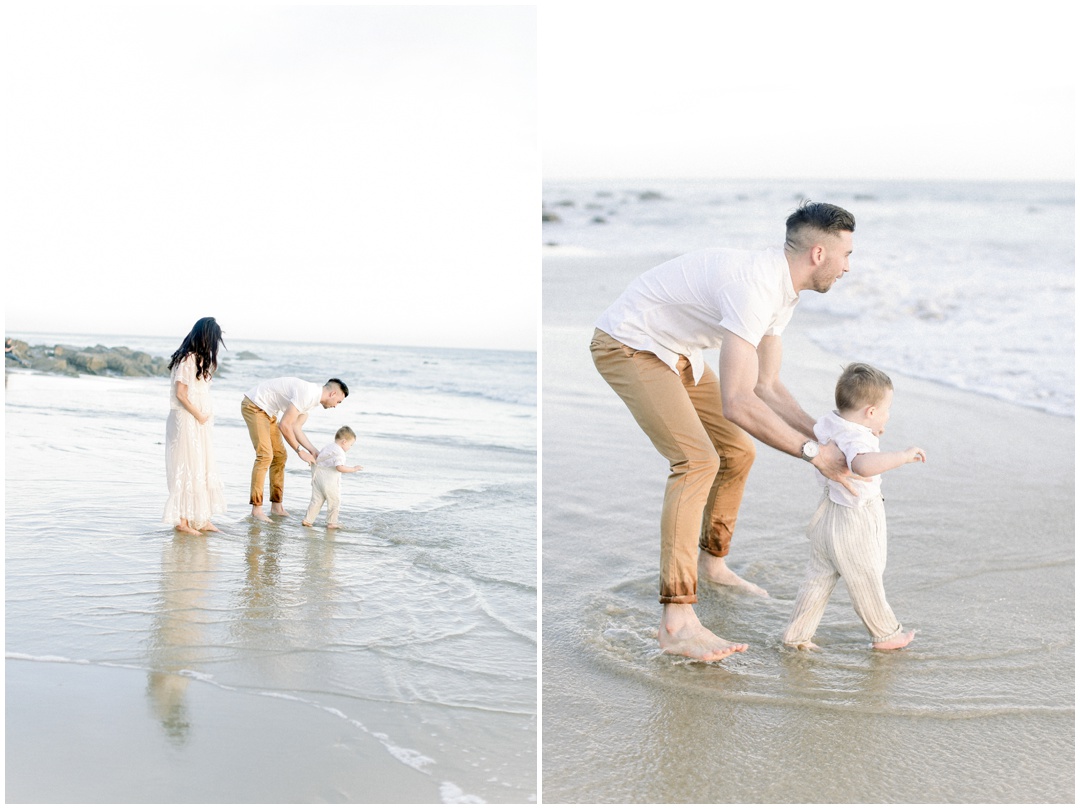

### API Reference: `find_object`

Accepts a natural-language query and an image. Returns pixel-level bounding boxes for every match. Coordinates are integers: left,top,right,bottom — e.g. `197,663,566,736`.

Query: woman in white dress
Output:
163,317,227,535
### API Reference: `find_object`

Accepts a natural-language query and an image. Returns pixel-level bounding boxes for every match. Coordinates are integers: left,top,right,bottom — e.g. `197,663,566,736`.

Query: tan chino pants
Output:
241,396,287,507
590,329,756,604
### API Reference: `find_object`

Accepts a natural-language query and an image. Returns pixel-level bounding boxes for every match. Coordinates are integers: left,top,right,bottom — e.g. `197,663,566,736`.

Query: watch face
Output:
804,442,818,458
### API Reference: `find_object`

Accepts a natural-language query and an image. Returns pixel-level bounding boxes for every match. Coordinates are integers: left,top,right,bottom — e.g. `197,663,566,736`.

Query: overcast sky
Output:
539,3,1074,182
2,4,538,351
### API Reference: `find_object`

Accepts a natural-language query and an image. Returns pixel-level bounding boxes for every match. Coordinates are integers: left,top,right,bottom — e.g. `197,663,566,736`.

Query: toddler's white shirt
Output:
813,410,882,507
314,441,347,470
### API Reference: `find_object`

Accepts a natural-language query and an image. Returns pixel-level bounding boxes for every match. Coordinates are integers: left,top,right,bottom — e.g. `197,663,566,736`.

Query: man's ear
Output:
809,244,825,265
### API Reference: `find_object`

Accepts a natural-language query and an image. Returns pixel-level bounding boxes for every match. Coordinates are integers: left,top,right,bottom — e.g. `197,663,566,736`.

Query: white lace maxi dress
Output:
162,354,226,528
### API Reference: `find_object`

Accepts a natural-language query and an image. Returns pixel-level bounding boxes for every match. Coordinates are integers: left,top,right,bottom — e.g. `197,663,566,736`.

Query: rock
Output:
542,210,561,223
235,350,261,360
5,338,170,378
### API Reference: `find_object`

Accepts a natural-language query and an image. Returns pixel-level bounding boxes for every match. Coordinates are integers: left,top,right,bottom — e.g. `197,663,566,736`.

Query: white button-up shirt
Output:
596,246,799,384
245,377,322,418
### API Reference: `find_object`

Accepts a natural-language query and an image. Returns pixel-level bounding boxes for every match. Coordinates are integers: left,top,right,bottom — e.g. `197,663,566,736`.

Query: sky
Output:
2,4,538,351
539,3,1075,182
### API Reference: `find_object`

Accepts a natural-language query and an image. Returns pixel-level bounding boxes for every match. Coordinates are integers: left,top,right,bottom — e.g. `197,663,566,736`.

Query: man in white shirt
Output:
241,377,349,522
590,201,862,662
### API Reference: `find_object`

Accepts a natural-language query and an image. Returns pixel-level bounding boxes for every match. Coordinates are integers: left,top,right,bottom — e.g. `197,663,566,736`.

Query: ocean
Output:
5,333,536,803
543,177,1074,417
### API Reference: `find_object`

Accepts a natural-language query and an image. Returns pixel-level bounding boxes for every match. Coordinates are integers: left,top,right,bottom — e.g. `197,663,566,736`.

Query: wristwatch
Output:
800,440,820,462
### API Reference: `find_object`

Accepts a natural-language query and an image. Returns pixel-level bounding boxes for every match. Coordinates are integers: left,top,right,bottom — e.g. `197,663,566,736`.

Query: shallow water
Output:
5,335,536,803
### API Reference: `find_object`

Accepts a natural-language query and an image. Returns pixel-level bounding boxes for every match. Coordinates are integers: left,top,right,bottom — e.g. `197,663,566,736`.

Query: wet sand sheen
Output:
541,253,1074,803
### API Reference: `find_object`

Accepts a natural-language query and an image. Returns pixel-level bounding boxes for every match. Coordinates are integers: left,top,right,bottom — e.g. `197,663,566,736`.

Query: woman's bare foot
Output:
201,522,221,533
270,503,289,518
873,629,916,650
176,521,201,536
698,554,768,596
250,506,272,523
658,603,748,662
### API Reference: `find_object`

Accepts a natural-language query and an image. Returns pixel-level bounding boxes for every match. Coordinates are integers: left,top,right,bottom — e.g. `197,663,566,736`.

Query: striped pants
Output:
783,492,903,645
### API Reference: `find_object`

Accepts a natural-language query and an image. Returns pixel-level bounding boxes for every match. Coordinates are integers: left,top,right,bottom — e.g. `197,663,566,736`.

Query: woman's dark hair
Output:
169,317,225,380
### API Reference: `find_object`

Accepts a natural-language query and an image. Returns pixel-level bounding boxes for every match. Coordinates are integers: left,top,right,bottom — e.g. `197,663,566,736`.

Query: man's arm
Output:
717,327,859,494
754,335,816,435
278,406,317,460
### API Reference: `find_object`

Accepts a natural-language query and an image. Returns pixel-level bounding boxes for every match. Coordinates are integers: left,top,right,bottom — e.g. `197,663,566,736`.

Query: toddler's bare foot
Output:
250,507,272,523
326,523,341,529
301,521,314,527
659,603,748,662
784,640,822,651
873,629,916,650
699,555,768,597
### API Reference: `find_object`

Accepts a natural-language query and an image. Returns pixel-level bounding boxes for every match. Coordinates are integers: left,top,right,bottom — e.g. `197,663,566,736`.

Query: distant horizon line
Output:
4,328,537,356
543,174,1074,185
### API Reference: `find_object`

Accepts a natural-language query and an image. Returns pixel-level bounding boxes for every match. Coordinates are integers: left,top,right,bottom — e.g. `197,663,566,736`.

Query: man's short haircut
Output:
335,425,356,442
785,201,856,252
326,378,349,397
835,362,892,411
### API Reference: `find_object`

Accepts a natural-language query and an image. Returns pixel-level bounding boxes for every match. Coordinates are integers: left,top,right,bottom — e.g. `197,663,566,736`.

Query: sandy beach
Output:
5,337,536,803
541,251,1074,803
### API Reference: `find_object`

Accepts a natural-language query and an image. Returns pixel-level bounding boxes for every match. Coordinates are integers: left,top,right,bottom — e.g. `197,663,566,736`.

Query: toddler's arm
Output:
850,446,926,477
336,464,364,473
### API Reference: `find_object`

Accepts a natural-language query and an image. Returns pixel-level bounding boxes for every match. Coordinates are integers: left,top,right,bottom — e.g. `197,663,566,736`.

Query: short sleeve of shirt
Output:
172,354,196,386
834,429,879,469
715,279,776,347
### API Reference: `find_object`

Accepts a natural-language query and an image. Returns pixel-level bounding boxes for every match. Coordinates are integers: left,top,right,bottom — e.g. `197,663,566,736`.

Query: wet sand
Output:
541,252,1074,803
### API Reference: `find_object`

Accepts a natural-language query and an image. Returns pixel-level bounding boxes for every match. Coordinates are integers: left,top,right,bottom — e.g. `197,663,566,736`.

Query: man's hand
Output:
298,447,315,463
812,440,865,495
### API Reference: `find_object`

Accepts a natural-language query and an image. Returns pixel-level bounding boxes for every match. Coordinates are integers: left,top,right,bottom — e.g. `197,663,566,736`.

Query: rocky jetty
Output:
5,339,170,378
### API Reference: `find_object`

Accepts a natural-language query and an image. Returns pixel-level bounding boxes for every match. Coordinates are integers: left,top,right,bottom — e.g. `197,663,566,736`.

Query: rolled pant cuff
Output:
871,624,905,644
697,543,729,559
659,594,698,605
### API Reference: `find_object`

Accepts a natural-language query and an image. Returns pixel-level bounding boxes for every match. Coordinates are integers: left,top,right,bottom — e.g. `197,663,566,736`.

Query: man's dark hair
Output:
785,201,856,251
327,378,349,397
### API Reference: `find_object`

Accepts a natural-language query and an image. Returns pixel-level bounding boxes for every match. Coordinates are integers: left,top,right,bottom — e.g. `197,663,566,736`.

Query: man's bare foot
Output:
270,504,289,518
250,507,272,523
873,629,916,650
784,640,822,651
658,603,748,662
698,554,768,596
175,522,201,536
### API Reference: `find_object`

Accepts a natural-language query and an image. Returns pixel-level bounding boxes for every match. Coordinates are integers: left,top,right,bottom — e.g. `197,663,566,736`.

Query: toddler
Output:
302,425,363,528
784,363,926,651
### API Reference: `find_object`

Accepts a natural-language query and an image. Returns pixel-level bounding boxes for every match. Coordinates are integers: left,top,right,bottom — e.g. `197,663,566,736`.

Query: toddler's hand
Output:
906,447,927,464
